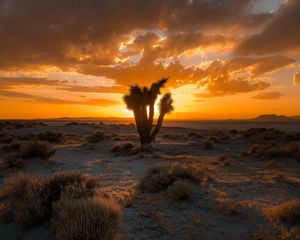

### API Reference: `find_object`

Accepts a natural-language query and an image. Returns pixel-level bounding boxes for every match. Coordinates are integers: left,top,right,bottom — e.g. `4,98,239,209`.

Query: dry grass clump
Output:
0,121,47,129
43,171,99,204
139,163,204,193
37,131,64,143
111,133,139,141
0,171,100,227
203,140,214,150
264,200,300,240
286,131,300,142
229,129,240,135
243,128,285,142
167,179,193,201
187,132,203,138
3,153,24,169
52,197,121,240
0,133,16,143
111,141,139,155
19,141,55,160
87,130,109,143
248,142,300,159
1,174,46,227
0,141,55,171
266,199,300,225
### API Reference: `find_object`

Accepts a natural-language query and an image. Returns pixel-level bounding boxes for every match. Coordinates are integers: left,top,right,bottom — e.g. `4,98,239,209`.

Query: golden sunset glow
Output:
0,0,299,119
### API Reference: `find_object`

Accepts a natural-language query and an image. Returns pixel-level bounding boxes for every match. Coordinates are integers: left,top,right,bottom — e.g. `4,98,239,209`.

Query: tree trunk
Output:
150,112,165,142
141,105,149,143
147,103,155,138
133,109,144,144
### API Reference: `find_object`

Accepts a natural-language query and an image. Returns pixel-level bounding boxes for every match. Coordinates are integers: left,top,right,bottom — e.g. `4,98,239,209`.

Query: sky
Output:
0,0,299,120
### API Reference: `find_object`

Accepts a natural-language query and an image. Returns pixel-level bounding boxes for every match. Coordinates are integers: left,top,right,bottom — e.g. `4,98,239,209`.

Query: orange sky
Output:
0,0,299,119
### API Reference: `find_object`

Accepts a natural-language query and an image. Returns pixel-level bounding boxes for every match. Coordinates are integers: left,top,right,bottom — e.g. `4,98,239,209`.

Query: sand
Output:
0,122,299,239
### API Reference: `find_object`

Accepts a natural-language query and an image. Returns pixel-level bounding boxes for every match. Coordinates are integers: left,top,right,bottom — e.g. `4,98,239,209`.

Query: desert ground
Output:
0,121,299,240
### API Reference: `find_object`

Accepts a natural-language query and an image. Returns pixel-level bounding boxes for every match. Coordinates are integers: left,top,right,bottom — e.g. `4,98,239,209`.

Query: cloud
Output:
0,90,119,106
228,55,294,77
0,0,272,70
57,85,127,93
196,73,270,98
252,91,283,100
236,0,300,55
0,77,67,89
293,71,300,85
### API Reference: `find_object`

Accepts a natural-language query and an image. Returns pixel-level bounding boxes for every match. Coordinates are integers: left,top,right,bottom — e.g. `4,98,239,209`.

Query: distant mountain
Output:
251,114,299,122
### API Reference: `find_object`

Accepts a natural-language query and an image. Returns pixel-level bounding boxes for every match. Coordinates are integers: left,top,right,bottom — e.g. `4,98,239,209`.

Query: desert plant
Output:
1,174,46,227
52,197,121,240
43,171,99,205
19,141,55,160
266,199,300,225
37,131,64,143
87,131,108,143
167,179,193,201
1,171,100,227
123,78,174,151
110,141,139,155
139,163,204,193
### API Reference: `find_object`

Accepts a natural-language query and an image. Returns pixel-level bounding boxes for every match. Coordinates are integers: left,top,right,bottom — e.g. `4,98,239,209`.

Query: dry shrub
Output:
111,142,139,155
52,197,121,240
229,129,239,135
87,131,108,143
266,199,300,225
203,140,214,150
249,143,273,157
19,141,55,160
139,163,204,193
243,128,285,142
5,153,24,168
249,142,300,159
111,133,138,141
37,131,64,143
1,171,100,228
286,132,300,142
0,152,23,171
0,133,16,143
167,179,193,201
43,171,99,205
187,132,203,138
265,200,300,240
1,174,46,227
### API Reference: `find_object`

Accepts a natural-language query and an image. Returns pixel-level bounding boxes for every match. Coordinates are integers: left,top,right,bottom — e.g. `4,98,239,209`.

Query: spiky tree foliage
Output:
123,78,174,149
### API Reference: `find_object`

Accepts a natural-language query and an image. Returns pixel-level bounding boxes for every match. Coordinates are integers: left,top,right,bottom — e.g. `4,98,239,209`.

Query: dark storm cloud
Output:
252,91,283,100
0,0,272,70
236,0,300,55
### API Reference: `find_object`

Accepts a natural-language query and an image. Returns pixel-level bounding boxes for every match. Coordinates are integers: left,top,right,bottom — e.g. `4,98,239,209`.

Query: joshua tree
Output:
123,77,174,150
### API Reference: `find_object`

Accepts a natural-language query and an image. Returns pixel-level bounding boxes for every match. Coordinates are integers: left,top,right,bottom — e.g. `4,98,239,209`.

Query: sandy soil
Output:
0,122,299,239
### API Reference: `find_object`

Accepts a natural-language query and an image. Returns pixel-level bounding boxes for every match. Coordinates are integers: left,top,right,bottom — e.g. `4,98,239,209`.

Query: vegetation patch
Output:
52,197,121,240
111,141,139,155
87,131,109,143
167,179,193,201
139,163,204,193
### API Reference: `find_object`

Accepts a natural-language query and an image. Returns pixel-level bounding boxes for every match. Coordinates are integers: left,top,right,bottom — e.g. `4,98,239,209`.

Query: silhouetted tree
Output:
123,77,174,151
